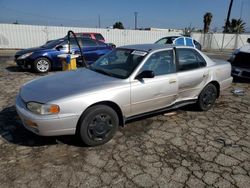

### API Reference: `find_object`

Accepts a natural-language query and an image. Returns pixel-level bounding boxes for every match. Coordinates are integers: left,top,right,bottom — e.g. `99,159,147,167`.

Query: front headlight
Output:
17,52,33,60
27,102,60,115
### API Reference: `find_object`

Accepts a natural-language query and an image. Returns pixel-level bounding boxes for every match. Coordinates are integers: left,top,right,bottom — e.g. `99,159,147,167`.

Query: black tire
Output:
196,83,218,111
33,57,51,73
78,105,119,146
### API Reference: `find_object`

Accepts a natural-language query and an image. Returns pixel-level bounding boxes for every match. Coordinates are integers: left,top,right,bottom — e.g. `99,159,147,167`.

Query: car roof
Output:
76,32,102,35
119,43,193,52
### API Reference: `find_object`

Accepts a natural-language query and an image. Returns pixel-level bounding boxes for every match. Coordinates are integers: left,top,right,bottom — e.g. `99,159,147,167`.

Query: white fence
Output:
191,33,250,50
1,24,249,50
0,24,180,49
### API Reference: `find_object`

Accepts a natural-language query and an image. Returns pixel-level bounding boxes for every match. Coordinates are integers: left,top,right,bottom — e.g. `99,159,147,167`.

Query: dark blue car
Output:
15,37,112,73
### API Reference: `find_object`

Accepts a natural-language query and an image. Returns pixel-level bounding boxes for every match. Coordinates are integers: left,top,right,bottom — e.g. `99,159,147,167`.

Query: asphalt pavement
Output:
0,50,249,188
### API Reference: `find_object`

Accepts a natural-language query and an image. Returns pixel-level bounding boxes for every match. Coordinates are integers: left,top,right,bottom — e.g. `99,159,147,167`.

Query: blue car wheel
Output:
34,57,51,73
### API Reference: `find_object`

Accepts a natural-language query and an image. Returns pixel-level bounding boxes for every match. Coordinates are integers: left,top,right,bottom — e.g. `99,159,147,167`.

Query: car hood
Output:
20,68,124,103
238,44,250,54
16,47,48,56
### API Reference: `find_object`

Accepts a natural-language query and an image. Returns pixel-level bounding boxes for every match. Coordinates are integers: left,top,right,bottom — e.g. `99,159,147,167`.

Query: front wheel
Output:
33,57,51,73
78,105,119,146
196,83,218,111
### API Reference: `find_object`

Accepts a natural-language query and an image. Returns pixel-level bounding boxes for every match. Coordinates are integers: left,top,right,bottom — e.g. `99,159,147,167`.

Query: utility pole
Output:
224,0,234,33
240,1,244,19
98,15,101,28
134,12,138,30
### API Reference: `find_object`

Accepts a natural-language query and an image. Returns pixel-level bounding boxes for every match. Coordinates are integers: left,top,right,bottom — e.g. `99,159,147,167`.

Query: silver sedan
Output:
16,44,233,146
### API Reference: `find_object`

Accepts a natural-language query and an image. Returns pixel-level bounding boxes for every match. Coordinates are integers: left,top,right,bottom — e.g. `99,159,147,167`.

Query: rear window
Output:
94,34,105,41
82,38,97,47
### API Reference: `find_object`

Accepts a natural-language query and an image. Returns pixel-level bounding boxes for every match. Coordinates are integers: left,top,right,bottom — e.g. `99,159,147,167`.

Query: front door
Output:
130,50,178,116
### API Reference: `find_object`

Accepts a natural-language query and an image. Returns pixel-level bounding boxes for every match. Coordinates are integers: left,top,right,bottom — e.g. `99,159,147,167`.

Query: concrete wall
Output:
0,24,181,49
191,33,250,50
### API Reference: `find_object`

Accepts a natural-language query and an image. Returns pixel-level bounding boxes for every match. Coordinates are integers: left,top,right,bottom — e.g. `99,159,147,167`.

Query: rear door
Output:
175,48,208,101
130,50,178,115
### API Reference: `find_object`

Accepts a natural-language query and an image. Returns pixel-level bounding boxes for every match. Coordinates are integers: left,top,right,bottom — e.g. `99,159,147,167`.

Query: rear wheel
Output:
196,83,218,111
78,105,119,146
33,57,51,73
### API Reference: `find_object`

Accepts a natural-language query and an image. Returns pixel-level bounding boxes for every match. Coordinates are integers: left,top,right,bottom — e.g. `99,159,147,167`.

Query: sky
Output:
0,0,249,31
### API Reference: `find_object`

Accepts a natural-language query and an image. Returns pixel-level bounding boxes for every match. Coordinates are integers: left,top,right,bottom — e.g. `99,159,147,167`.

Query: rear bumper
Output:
220,77,233,91
15,95,78,136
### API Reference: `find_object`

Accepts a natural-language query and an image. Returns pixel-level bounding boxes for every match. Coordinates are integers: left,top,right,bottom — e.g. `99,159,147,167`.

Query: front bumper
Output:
15,95,78,136
232,66,250,79
15,59,33,69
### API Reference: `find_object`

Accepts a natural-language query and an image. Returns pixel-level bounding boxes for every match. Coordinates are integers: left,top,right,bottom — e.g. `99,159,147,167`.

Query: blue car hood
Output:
20,68,122,103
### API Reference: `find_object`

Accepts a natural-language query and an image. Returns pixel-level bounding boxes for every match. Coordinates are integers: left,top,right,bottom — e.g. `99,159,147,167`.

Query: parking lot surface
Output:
0,51,250,188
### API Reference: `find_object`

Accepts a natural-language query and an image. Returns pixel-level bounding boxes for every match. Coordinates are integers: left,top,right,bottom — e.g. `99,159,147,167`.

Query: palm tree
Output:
228,18,246,33
203,12,213,33
113,22,124,29
224,0,234,33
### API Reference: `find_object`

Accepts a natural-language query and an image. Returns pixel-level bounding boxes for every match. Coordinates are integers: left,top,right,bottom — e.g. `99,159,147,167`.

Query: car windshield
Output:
41,38,64,48
88,48,147,79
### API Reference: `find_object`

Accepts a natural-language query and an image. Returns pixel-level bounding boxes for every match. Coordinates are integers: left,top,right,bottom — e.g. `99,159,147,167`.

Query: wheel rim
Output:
87,114,114,141
37,59,49,72
202,87,216,108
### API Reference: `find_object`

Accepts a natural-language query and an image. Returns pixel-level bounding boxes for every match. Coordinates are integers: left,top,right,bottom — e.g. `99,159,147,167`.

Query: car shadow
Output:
6,65,62,76
179,104,201,112
233,77,250,83
5,65,31,73
0,106,85,147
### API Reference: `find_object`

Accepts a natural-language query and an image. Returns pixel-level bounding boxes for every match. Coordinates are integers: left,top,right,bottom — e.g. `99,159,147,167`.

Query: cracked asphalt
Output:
0,51,249,188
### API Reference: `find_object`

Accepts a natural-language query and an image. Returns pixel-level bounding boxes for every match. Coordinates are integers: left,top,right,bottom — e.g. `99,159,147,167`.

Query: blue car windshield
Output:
88,48,147,79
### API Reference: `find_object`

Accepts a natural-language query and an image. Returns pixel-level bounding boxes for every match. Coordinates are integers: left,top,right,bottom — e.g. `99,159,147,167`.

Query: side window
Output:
82,34,91,38
140,50,175,76
97,41,107,46
61,38,82,48
174,37,185,45
94,34,105,41
185,38,194,47
177,48,206,71
82,38,97,47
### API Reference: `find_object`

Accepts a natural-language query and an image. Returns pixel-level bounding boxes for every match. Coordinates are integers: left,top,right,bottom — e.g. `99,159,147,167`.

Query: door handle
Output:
169,79,177,84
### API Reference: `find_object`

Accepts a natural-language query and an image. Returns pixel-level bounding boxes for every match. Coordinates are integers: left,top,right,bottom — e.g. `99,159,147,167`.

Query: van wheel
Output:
33,57,51,73
196,83,217,111
79,105,119,146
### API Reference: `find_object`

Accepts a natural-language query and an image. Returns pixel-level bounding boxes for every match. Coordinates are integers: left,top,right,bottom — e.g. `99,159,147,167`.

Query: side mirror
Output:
135,70,155,80
55,45,63,51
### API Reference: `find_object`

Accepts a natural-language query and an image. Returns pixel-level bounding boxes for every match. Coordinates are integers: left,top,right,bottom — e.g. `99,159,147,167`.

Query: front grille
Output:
241,71,250,77
232,69,239,74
